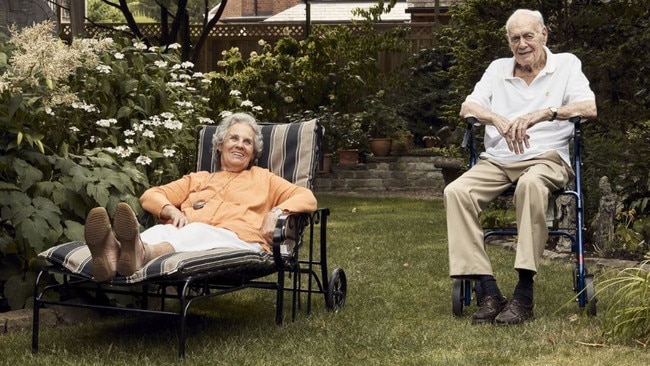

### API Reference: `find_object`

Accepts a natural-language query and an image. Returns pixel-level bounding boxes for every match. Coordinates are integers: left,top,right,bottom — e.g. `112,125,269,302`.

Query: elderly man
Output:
444,9,597,325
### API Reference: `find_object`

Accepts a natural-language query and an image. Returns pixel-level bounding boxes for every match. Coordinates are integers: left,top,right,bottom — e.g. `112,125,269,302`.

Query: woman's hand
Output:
259,211,280,245
160,204,190,228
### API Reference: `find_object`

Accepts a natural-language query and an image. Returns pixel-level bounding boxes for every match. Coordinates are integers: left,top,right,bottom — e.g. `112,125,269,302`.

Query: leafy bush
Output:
206,2,410,153
0,21,222,309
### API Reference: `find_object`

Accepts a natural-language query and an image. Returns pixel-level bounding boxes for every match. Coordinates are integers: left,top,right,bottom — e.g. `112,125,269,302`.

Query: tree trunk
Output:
69,0,86,38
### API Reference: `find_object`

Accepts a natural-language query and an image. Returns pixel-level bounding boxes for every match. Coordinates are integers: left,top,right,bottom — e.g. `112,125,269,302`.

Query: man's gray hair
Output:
505,9,545,36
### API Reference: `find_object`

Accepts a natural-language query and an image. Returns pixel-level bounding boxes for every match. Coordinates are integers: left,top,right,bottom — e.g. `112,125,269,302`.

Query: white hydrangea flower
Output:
96,64,112,74
240,100,254,108
197,117,215,124
142,130,155,138
168,43,181,49
136,155,152,165
133,41,148,50
163,148,176,157
163,119,183,130
96,118,117,128
219,111,233,118
166,81,186,88
229,90,242,97
154,60,168,68
180,61,194,69
69,126,80,133
114,52,125,59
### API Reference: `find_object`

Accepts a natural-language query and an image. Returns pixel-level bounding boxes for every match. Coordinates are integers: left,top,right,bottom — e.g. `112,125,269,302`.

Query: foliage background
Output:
1,0,649,311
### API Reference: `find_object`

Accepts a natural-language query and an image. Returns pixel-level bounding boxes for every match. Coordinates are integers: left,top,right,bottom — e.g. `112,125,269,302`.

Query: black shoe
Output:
472,294,507,324
495,299,534,325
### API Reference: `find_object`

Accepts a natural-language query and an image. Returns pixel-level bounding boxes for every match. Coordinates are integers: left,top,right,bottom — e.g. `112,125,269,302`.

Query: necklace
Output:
192,171,241,210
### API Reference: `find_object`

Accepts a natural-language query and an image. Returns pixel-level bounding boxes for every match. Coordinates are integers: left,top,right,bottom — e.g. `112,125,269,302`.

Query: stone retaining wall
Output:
313,155,461,193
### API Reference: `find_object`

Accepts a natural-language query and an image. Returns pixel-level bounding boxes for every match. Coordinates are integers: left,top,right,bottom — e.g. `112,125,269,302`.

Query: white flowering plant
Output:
0,21,215,308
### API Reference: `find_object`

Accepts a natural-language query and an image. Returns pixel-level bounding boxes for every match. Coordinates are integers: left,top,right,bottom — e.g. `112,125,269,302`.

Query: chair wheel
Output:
585,274,597,316
326,268,347,312
452,279,464,317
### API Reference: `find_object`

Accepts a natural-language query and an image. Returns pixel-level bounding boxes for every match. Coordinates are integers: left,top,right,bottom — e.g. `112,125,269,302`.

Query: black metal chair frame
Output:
451,116,596,317
32,121,347,359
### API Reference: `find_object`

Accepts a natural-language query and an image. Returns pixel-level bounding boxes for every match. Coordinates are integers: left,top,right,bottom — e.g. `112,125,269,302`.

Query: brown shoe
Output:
495,299,534,325
114,203,144,277
472,294,507,324
84,207,120,282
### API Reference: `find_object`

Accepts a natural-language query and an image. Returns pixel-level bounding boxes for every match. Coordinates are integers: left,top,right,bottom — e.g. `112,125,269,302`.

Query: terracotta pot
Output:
424,139,437,148
318,154,332,172
338,149,358,166
369,138,392,157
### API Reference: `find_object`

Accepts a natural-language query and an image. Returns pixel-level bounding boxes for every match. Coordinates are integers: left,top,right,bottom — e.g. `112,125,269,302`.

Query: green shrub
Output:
0,21,222,309
597,263,650,345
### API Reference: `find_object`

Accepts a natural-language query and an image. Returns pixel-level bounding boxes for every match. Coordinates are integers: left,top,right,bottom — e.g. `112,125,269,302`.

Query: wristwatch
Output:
548,107,558,121
271,207,283,217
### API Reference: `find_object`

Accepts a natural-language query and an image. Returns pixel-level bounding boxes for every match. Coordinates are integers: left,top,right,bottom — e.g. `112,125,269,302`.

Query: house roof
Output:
263,2,410,23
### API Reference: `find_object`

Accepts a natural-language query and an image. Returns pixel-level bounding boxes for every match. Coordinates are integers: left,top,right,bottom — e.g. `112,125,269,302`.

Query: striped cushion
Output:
39,241,274,284
196,119,320,189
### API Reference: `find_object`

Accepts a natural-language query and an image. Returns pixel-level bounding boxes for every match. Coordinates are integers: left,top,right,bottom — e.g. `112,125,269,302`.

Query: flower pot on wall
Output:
338,149,358,166
369,138,392,157
318,154,332,173
424,138,437,148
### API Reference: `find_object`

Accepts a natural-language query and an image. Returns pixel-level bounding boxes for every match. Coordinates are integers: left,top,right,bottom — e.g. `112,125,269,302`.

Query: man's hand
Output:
505,109,546,154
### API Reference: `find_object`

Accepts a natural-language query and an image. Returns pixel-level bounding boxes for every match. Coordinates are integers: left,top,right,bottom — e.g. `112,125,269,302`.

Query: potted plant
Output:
423,135,440,148
361,93,408,157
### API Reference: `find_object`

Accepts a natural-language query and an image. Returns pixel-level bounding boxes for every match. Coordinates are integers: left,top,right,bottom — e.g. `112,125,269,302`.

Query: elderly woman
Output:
84,112,317,282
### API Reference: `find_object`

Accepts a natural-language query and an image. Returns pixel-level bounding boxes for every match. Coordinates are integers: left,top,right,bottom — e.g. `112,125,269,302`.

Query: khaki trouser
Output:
444,151,572,277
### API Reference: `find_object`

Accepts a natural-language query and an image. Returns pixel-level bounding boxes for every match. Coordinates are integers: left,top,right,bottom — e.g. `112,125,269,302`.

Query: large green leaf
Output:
63,219,84,242
0,181,19,190
16,216,46,251
117,105,133,119
4,272,37,310
32,196,62,229
12,158,44,191
86,181,110,207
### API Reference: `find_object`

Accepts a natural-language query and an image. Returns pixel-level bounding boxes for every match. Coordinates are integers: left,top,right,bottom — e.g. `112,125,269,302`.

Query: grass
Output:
3,194,650,365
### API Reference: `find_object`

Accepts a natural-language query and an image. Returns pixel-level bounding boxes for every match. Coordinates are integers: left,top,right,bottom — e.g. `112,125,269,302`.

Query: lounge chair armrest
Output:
271,212,310,265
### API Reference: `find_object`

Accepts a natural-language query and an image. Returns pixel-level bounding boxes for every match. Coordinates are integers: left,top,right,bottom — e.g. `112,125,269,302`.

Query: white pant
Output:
140,222,264,253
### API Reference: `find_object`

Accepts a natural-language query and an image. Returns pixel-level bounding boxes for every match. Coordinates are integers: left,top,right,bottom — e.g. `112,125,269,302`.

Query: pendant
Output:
193,200,206,210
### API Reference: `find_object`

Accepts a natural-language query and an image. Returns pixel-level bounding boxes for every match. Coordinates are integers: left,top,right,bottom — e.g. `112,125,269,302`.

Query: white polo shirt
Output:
465,47,595,165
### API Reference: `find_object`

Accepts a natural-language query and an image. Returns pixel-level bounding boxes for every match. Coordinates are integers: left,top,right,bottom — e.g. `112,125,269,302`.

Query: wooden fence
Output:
60,22,437,72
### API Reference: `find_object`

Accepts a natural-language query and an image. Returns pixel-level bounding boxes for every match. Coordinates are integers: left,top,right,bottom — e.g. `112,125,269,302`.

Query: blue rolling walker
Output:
451,116,597,317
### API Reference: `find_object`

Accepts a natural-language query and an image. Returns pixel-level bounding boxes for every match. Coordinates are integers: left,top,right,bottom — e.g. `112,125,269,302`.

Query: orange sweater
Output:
140,167,317,252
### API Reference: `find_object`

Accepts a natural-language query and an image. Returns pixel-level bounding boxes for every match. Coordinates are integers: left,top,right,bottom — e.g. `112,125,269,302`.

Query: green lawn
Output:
4,194,649,365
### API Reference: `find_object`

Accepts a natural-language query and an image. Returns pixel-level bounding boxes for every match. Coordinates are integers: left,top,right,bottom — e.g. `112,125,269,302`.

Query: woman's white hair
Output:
212,112,264,167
